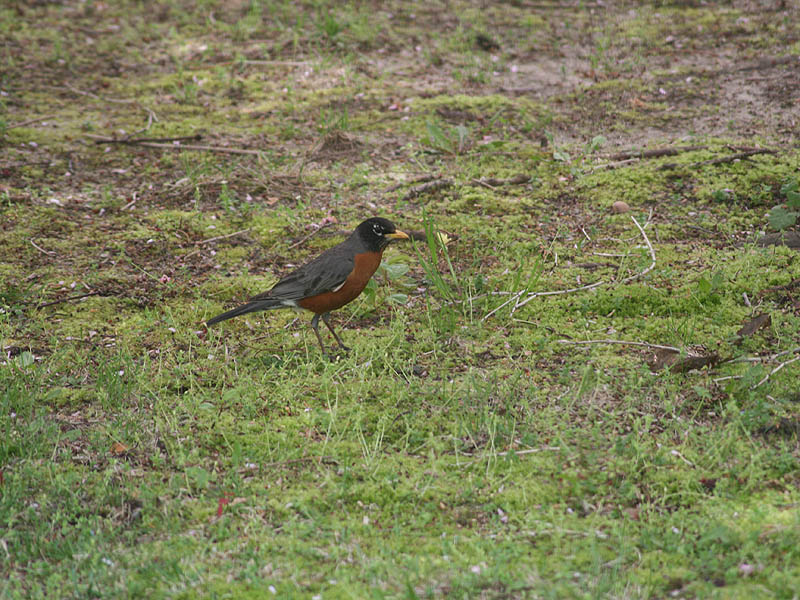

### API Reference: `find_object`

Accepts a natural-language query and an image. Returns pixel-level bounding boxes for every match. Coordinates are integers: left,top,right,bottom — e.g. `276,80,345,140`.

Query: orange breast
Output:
298,250,383,314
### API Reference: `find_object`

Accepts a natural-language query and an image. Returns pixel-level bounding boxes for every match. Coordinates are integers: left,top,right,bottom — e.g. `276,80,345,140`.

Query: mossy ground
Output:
2,1,800,598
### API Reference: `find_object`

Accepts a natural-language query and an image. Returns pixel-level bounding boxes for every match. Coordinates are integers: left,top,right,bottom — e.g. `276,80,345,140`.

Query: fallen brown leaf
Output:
649,348,720,373
736,313,771,339
110,442,129,456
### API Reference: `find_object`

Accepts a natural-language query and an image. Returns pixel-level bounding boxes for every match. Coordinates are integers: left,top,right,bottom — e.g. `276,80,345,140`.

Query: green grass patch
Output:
2,1,800,598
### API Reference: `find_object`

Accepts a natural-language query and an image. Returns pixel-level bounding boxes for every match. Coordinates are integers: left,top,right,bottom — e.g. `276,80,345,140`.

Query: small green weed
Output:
0,278,39,320
361,256,412,308
316,10,344,44
173,77,200,105
414,212,461,303
424,120,471,155
767,177,800,231
712,188,734,202
317,107,349,135
0,97,7,138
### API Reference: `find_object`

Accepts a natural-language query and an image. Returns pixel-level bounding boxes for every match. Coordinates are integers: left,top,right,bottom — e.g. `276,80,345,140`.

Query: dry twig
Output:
63,85,158,132
385,174,437,193
7,115,56,130
590,158,640,172
603,145,776,161
736,55,799,72
64,84,136,104
484,214,656,320
91,135,262,156
619,215,656,284
460,446,561,465
287,223,333,250
30,239,55,256
194,228,252,246
401,178,453,201
222,59,310,66
468,174,530,187
557,339,681,352
713,375,743,384
495,446,560,457
659,149,777,170
259,456,337,469
90,134,202,145
604,145,707,161
752,350,800,389
35,291,105,309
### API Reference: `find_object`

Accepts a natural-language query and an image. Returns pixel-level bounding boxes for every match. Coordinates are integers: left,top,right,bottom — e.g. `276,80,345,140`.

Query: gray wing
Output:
250,243,355,302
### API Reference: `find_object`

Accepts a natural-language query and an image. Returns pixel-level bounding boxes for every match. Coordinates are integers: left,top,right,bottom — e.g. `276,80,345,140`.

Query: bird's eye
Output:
372,223,383,235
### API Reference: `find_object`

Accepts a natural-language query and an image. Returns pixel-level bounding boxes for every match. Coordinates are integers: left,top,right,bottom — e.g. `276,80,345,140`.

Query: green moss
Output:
412,93,517,115
3,2,800,599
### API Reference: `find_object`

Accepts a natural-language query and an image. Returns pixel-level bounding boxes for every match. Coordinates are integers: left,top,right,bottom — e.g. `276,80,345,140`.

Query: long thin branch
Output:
659,149,777,170
604,145,709,161
287,223,332,250
604,145,777,162
752,353,800,389
88,132,260,155
221,59,310,66
35,291,105,309
713,375,742,384
258,456,337,469
553,337,799,388
90,134,202,145
99,139,262,156
63,84,136,104
30,239,55,256
485,214,655,320
7,115,56,130
385,174,436,193
495,447,560,457
590,158,640,172
401,178,453,201
193,228,251,245
619,214,656,284
460,446,561,465
719,346,800,366
770,346,800,361
468,174,530,187
63,85,158,132
737,55,799,72
557,339,680,352
499,280,605,317
481,290,526,321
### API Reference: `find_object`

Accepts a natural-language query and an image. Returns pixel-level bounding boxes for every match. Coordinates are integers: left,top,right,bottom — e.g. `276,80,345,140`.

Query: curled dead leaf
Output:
649,348,720,373
736,313,771,339
110,442,129,456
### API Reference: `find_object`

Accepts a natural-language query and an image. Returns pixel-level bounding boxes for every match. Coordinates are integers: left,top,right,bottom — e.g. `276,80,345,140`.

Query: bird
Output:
206,217,409,355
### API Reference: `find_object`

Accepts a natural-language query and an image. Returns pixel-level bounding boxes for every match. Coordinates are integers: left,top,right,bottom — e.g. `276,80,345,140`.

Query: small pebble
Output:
612,201,630,214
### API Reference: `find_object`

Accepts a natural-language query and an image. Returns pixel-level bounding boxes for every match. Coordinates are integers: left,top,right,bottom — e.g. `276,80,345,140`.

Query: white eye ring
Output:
373,223,383,235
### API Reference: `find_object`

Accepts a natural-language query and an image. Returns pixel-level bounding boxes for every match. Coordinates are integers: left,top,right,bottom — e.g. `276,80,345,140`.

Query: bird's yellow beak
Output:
386,230,410,240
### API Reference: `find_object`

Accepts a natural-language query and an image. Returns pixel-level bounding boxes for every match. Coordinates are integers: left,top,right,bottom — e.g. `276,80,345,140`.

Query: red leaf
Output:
216,495,230,518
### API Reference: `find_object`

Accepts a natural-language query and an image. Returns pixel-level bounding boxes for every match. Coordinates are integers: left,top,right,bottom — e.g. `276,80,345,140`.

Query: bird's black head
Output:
354,217,409,251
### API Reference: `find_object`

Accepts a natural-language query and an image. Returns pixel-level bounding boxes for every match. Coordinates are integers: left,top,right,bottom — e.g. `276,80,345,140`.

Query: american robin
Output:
206,217,409,354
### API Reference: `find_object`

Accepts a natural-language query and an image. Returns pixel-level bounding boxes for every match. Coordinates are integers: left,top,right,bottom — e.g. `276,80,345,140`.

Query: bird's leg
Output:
321,312,350,352
310,313,329,356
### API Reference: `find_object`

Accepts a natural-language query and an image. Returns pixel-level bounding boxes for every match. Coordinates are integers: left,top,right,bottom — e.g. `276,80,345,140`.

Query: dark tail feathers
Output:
206,298,283,326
